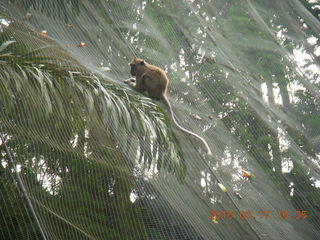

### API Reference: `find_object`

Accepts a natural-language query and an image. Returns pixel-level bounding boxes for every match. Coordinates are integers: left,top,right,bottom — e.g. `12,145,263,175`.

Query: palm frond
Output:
0,22,185,179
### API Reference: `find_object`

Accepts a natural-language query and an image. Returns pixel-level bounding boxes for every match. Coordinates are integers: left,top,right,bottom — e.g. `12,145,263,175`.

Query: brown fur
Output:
126,58,168,100
124,58,212,155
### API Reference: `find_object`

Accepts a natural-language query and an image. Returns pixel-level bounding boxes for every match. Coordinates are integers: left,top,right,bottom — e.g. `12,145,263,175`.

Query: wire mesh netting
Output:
0,0,320,239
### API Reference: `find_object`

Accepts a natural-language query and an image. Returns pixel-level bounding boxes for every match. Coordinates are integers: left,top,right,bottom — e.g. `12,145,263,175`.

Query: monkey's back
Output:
144,63,169,99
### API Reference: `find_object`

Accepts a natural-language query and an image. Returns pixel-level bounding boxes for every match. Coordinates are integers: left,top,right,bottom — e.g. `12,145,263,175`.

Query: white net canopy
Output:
0,0,320,239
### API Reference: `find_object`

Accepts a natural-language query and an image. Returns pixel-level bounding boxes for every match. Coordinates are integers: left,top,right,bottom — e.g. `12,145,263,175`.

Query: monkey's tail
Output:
162,96,212,156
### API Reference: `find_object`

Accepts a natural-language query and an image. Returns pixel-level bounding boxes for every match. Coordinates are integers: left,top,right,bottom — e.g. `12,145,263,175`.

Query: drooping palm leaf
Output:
1,0,320,239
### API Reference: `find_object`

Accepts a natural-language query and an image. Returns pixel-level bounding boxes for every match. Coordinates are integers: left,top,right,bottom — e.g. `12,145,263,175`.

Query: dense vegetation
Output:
1,0,320,239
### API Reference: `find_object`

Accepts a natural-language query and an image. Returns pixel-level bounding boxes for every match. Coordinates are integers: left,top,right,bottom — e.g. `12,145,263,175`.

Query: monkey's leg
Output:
141,74,161,100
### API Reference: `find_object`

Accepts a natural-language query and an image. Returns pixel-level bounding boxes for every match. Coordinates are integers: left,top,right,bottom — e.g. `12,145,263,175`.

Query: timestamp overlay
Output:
209,210,308,221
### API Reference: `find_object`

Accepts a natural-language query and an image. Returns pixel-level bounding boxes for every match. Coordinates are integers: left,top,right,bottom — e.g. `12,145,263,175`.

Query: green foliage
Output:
0,17,185,239
11,0,82,21
300,0,320,20
1,0,320,238
0,164,42,239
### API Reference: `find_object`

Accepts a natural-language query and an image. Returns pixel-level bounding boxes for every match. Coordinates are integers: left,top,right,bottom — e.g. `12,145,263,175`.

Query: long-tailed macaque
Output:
124,58,212,155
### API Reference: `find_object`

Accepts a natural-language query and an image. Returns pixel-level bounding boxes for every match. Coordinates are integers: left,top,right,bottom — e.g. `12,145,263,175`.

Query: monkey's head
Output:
129,58,145,76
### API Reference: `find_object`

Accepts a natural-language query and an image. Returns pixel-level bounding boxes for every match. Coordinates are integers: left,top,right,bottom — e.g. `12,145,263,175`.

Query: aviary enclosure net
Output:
0,0,320,239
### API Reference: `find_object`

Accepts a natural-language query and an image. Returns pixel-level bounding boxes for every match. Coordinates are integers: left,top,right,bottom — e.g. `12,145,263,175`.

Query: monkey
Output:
124,58,212,156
